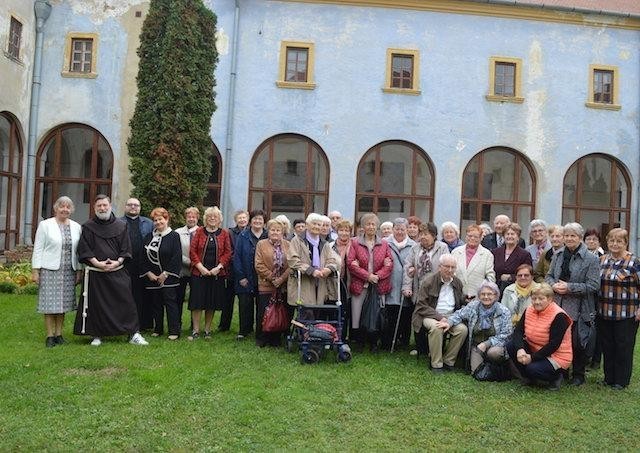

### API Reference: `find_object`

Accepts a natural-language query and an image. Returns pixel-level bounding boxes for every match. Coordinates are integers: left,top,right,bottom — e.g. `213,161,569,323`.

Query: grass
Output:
1,293,639,451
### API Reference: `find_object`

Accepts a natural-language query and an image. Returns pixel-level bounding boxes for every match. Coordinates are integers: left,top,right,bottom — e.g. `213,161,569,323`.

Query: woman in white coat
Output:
32,196,82,347
450,224,496,304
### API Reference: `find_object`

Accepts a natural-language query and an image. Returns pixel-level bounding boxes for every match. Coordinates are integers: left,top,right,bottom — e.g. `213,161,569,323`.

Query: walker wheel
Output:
286,338,294,353
337,350,352,363
301,349,320,364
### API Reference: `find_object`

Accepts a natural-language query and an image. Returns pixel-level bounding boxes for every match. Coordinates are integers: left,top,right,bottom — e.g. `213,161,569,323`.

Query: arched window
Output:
0,112,23,250
562,153,631,236
356,141,434,223
35,124,113,227
202,141,222,207
461,147,536,230
249,134,329,219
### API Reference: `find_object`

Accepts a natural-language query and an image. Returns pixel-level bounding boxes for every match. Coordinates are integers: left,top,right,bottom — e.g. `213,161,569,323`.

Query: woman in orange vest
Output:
506,282,573,390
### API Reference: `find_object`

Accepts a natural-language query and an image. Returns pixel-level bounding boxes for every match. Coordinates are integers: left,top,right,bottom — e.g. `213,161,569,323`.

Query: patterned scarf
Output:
478,302,497,330
515,282,533,298
272,240,283,279
418,246,432,279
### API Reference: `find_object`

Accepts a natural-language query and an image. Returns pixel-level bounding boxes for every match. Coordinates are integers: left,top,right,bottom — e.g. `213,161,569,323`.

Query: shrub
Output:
0,281,18,294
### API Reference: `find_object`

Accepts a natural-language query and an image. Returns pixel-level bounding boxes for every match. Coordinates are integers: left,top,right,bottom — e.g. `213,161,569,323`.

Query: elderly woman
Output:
402,222,448,304
383,218,416,349
175,206,200,332
379,221,393,239
438,280,512,374
501,264,535,326
525,219,551,268
534,225,563,282
441,221,464,252
233,209,268,340
545,222,600,386
598,228,640,389
189,206,232,340
320,215,333,241
32,196,82,347
584,228,604,257
506,283,573,390
141,208,182,340
479,223,492,240
406,216,422,241
451,224,496,303
332,219,353,339
492,223,532,295
274,214,292,239
287,213,339,306
348,213,393,351
254,219,291,347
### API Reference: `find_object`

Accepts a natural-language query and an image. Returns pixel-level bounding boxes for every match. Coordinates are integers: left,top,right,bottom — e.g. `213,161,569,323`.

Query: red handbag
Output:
262,291,289,333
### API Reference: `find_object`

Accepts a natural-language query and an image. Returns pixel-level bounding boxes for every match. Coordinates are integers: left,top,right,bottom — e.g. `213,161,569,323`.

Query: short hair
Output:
380,221,393,230
149,207,169,220
274,214,291,234
479,223,492,235
477,280,500,298
266,219,286,231
392,217,408,228
563,222,584,238
529,219,547,232
184,206,200,217
439,253,456,267
419,222,438,237
606,228,628,246
95,194,110,203
407,216,422,226
249,209,266,223
320,215,331,225
359,213,380,227
466,224,483,236
583,228,601,241
53,196,74,213
336,219,353,231
515,263,533,275
204,206,223,223
305,212,324,224
328,210,342,219
530,282,555,299
440,221,459,236
505,222,522,237
293,218,306,228
233,209,249,221
548,224,563,235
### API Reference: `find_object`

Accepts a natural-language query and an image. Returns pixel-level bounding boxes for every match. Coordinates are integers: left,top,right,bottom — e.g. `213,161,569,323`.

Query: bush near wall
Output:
0,262,38,295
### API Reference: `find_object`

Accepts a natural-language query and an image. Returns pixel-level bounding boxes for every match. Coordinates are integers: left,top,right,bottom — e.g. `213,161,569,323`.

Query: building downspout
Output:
221,0,240,224
23,0,52,245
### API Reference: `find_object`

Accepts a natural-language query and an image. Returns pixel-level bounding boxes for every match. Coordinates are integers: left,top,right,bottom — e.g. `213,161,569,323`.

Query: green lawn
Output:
1,293,638,451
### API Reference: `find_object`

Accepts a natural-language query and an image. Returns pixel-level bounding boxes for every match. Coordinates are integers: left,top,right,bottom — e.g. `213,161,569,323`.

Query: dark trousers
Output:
571,322,588,379
381,304,412,350
176,276,191,331
218,279,234,331
150,287,180,336
238,292,257,336
597,316,639,387
414,326,429,356
132,275,153,330
506,339,560,383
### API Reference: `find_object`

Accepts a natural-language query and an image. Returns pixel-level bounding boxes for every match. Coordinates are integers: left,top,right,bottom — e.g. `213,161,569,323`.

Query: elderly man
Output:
328,210,342,241
73,195,148,346
119,197,154,331
481,214,525,250
411,254,468,372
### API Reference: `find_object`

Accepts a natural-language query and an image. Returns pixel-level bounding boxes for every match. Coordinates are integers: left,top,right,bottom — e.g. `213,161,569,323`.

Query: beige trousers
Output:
470,345,505,373
422,318,468,368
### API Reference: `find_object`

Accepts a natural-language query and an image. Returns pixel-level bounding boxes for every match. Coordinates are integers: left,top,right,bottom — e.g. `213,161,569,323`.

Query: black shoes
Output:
547,373,563,391
54,335,65,345
45,336,56,348
570,376,585,386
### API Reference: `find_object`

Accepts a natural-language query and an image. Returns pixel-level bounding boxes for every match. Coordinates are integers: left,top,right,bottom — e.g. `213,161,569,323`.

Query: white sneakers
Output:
129,332,149,346
90,337,102,346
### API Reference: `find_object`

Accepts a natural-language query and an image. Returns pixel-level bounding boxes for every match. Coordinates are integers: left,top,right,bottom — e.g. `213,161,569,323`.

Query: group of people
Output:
32,197,639,391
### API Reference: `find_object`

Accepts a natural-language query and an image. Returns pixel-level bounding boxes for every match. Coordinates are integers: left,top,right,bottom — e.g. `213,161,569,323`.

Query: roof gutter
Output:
464,0,640,20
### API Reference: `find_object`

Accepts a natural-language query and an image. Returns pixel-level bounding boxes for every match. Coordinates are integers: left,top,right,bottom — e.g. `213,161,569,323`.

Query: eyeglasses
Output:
516,273,531,278
126,203,140,207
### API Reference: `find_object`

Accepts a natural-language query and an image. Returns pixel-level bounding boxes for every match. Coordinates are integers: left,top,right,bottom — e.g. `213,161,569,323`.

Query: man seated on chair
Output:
411,254,468,372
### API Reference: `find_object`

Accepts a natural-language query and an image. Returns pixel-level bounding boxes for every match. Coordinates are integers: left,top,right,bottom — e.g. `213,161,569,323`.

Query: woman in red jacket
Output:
348,213,393,351
188,206,232,340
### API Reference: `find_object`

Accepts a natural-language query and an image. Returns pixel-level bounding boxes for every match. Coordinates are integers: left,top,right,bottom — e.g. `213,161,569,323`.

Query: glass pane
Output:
0,116,10,173
515,206,533,234
614,211,626,231
413,199,431,222
312,195,326,216
10,125,20,174
580,157,610,207
561,208,575,226
58,182,90,222
38,182,54,222
272,137,308,190
0,177,7,228
10,176,18,230
414,155,432,196
462,157,479,198
310,148,327,191
376,197,410,221
203,188,220,208
251,145,269,189
271,192,304,214
461,201,478,225
613,167,628,208
250,191,266,212
357,154,376,192
563,164,577,205
97,136,113,179
481,150,515,200
487,204,513,224
97,184,110,197
517,161,533,202
580,210,611,235
209,152,220,184
378,144,413,195
60,127,94,178
357,196,375,219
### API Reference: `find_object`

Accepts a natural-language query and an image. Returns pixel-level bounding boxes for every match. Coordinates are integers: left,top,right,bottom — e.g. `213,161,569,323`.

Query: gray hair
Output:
320,215,331,225
359,213,380,227
439,253,456,267
477,280,500,299
380,221,393,230
563,222,584,238
529,218,548,231
392,217,408,228
274,214,291,234
53,196,75,213
306,212,324,224
441,221,460,236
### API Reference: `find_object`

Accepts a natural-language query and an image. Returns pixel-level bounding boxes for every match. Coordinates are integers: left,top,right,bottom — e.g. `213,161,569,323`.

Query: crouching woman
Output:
506,283,573,390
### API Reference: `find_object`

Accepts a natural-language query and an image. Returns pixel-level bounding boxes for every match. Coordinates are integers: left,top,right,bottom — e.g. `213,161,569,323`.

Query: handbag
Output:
361,285,383,334
472,357,512,382
262,291,289,333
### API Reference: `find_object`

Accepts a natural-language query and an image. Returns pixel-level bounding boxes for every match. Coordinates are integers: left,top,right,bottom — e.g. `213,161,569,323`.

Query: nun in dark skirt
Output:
188,206,232,340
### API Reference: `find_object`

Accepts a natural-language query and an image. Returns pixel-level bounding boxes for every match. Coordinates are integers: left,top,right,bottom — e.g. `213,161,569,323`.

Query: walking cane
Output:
390,296,409,353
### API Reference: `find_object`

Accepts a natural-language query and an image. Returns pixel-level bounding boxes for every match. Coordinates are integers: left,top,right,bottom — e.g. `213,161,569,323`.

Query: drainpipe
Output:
221,0,240,226
23,0,52,246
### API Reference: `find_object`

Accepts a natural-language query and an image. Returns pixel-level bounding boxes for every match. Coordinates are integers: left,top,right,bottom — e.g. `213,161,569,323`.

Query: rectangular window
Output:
486,56,523,103
586,65,620,110
7,17,22,60
277,41,315,89
62,33,98,78
70,38,93,73
383,48,420,95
